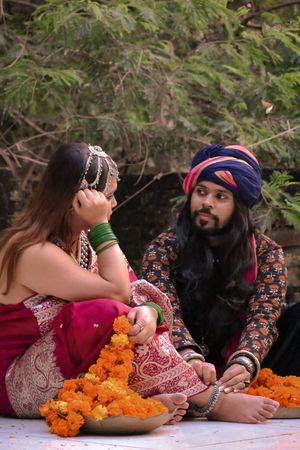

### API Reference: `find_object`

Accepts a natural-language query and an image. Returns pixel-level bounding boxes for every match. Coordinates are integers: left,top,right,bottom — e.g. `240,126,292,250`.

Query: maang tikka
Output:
79,145,119,195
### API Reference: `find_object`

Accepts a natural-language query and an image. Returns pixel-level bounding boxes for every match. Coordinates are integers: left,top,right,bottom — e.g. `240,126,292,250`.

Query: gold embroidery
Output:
129,331,206,398
24,295,65,335
130,279,173,330
5,330,64,418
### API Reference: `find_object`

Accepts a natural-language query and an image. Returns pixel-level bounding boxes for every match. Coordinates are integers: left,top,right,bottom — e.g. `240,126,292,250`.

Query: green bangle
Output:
140,302,164,326
88,223,118,251
96,240,118,255
88,222,112,239
91,233,118,249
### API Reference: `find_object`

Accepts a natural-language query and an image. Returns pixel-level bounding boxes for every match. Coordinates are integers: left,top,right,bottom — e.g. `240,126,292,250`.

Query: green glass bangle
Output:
90,233,118,250
88,223,118,251
88,222,112,238
96,240,118,255
140,301,164,326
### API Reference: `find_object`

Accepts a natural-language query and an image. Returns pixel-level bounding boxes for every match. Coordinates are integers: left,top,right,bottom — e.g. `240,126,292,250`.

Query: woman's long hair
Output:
0,142,110,294
174,195,255,361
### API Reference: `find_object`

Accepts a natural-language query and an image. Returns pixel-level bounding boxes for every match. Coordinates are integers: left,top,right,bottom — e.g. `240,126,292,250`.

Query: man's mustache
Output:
192,208,217,220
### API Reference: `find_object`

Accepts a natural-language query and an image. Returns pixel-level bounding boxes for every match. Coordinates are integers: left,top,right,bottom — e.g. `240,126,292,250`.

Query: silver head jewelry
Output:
79,145,119,195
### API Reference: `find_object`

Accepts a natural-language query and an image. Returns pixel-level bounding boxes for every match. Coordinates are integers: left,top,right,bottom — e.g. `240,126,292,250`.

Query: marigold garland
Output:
40,315,168,437
248,368,300,408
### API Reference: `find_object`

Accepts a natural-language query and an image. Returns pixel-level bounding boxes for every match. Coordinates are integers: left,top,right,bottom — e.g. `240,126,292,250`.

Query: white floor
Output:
0,416,299,450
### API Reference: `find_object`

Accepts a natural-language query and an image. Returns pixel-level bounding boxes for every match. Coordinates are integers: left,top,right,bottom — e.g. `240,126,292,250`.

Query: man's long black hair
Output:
173,195,256,364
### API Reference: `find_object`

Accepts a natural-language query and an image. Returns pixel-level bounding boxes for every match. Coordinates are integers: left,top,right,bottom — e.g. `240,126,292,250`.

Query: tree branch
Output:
241,1,300,26
248,123,300,148
0,0,4,23
113,172,174,211
4,0,37,8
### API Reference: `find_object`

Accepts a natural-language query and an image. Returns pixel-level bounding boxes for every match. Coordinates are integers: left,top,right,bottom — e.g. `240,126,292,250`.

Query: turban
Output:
182,144,262,207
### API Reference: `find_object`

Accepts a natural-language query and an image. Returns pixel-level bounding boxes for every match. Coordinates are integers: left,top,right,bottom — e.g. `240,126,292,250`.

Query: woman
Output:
0,142,279,423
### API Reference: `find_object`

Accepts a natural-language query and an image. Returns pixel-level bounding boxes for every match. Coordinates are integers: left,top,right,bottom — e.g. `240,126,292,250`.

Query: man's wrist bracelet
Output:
181,350,205,363
226,356,254,374
226,350,260,381
140,302,164,326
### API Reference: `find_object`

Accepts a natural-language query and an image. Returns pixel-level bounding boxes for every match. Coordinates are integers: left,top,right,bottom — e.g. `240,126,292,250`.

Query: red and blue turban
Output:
182,144,262,207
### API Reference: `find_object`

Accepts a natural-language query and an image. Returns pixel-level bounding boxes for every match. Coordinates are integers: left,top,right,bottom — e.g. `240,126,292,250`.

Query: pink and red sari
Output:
0,255,206,418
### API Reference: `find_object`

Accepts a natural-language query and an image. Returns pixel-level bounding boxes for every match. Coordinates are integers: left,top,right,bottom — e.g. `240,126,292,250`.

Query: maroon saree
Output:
0,246,206,418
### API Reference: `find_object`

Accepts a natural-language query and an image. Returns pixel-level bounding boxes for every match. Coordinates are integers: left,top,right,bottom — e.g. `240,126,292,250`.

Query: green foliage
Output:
254,172,300,232
0,0,299,229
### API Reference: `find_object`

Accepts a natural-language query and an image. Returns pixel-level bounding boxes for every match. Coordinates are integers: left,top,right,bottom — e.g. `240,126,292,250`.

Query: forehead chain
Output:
79,145,119,192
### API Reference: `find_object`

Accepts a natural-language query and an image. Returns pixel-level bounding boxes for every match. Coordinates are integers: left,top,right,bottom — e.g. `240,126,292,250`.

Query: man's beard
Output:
192,208,231,236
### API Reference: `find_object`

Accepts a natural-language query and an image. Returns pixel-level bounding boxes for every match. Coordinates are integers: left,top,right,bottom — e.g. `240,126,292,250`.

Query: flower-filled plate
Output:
273,407,300,419
83,412,174,435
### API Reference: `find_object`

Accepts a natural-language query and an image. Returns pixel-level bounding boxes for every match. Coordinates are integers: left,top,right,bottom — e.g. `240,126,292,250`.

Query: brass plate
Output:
83,412,174,435
273,407,300,419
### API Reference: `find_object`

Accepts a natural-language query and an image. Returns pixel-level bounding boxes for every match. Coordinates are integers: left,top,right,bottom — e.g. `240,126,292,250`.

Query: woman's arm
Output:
17,241,131,302
15,189,131,303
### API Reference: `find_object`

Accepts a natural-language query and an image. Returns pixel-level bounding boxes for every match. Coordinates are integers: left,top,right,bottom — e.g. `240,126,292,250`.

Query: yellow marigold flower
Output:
101,379,128,396
41,314,168,438
56,401,68,415
92,405,108,421
84,373,99,383
111,333,130,347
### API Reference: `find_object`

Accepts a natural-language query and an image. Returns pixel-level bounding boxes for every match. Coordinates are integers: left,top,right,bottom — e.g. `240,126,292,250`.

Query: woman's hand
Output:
188,359,217,386
72,189,110,226
127,305,158,345
217,363,251,393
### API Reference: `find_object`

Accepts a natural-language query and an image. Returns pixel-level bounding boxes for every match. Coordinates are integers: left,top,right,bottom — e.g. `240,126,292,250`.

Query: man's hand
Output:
188,359,217,385
218,363,251,393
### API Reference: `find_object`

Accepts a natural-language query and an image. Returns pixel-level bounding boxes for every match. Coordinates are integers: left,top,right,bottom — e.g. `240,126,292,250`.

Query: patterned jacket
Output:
142,228,287,365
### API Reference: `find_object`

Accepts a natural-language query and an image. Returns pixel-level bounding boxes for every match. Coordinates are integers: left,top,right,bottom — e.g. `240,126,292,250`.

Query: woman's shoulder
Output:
19,240,68,265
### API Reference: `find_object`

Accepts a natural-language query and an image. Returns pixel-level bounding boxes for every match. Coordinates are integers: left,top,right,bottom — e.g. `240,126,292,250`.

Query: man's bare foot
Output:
152,393,189,424
209,392,279,423
190,388,279,424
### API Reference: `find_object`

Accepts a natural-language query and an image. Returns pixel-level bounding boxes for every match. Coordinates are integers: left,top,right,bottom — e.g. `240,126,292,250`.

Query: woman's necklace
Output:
73,232,90,269
51,232,90,269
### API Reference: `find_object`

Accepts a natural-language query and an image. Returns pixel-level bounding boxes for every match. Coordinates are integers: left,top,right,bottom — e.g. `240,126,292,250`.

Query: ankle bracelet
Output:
189,384,221,417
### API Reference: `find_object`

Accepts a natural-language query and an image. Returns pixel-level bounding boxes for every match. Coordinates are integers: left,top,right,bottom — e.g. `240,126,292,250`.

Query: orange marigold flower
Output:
248,368,300,408
113,315,132,334
40,315,167,438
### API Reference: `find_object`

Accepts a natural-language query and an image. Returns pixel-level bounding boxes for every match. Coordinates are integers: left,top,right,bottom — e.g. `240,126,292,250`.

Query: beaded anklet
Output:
189,384,221,417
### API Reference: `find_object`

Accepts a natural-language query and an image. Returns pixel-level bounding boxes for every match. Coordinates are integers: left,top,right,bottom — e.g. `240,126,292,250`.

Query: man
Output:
142,144,299,393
